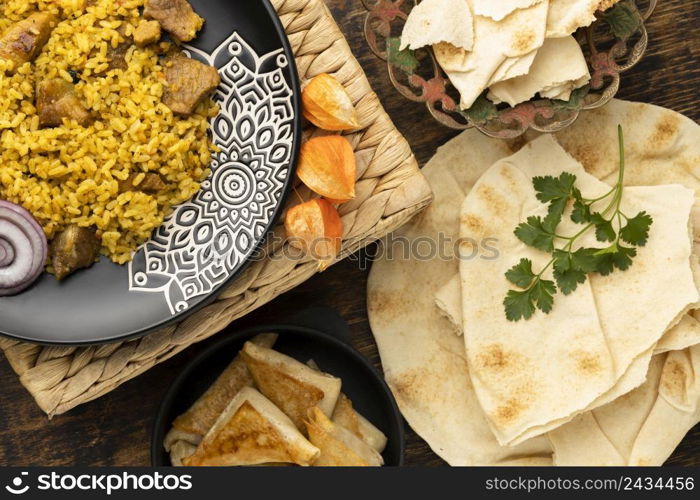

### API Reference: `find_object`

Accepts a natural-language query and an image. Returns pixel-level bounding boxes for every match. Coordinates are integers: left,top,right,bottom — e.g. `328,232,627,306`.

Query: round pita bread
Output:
400,0,474,51
457,136,697,446
368,99,700,464
488,36,590,106
547,0,621,38
367,134,553,465
473,0,545,21
435,0,550,108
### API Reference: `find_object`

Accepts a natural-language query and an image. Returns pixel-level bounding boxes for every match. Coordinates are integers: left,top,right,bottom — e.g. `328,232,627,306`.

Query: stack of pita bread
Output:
164,335,387,466
400,0,619,108
368,99,700,465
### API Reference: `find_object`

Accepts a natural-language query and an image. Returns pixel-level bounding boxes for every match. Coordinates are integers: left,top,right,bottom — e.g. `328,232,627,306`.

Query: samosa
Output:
332,394,387,453
164,333,278,465
185,387,319,466
241,342,342,429
305,407,384,466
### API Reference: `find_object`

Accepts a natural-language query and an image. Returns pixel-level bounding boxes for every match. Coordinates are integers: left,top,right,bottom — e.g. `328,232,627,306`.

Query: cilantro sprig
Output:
504,127,653,321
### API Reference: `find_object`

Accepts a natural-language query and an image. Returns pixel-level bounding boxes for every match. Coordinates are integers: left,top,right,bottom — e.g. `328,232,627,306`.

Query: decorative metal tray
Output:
362,0,656,138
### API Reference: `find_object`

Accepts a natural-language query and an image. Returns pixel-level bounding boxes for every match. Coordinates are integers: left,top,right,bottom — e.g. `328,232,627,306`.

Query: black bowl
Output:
151,324,405,466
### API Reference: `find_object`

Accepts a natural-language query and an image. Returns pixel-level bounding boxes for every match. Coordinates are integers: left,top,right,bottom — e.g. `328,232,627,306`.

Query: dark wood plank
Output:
0,0,698,467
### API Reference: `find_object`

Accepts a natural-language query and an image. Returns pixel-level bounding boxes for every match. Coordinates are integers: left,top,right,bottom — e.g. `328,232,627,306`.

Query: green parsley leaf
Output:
530,279,556,313
504,289,536,322
619,211,653,246
569,247,600,273
543,196,568,232
503,278,556,322
552,248,597,295
571,196,592,224
533,173,577,231
514,216,555,252
592,245,616,276
552,248,597,273
553,268,586,295
591,213,616,242
593,244,637,275
533,173,577,203
503,127,652,321
611,244,637,271
552,249,572,272
505,259,536,288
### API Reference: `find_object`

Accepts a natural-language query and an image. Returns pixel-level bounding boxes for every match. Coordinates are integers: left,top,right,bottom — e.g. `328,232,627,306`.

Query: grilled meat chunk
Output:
163,55,220,115
144,0,204,42
89,24,130,74
0,12,56,69
134,20,162,47
119,173,167,194
37,79,91,127
106,42,130,71
50,225,100,280
106,23,131,71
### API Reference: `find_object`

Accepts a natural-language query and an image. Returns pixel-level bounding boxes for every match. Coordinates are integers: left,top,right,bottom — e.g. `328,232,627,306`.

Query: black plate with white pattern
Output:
0,0,301,345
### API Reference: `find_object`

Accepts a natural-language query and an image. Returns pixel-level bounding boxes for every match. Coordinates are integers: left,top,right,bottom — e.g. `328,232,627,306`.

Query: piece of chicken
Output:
119,173,167,194
106,43,130,71
36,79,91,127
134,20,162,47
144,0,204,42
163,55,220,116
89,24,131,74
50,225,101,280
106,23,131,71
0,12,56,69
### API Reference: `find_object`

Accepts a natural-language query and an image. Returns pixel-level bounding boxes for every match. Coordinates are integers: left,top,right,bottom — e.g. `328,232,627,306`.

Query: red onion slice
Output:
0,200,48,296
0,238,14,267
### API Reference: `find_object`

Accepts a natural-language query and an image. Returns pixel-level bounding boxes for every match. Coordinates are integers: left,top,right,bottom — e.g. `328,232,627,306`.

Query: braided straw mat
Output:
0,0,433,417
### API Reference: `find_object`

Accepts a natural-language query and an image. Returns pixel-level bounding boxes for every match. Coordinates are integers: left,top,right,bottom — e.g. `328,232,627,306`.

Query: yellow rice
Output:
0,0,218,264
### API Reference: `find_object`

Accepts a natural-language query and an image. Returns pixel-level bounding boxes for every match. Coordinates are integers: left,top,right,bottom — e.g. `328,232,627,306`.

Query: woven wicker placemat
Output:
0,0,432,417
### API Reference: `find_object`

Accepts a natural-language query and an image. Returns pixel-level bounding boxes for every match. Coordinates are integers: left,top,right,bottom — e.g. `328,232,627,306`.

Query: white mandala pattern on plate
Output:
128,33,295,314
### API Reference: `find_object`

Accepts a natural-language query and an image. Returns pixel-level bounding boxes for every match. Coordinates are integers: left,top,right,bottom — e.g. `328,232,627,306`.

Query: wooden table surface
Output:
1,0,699,467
